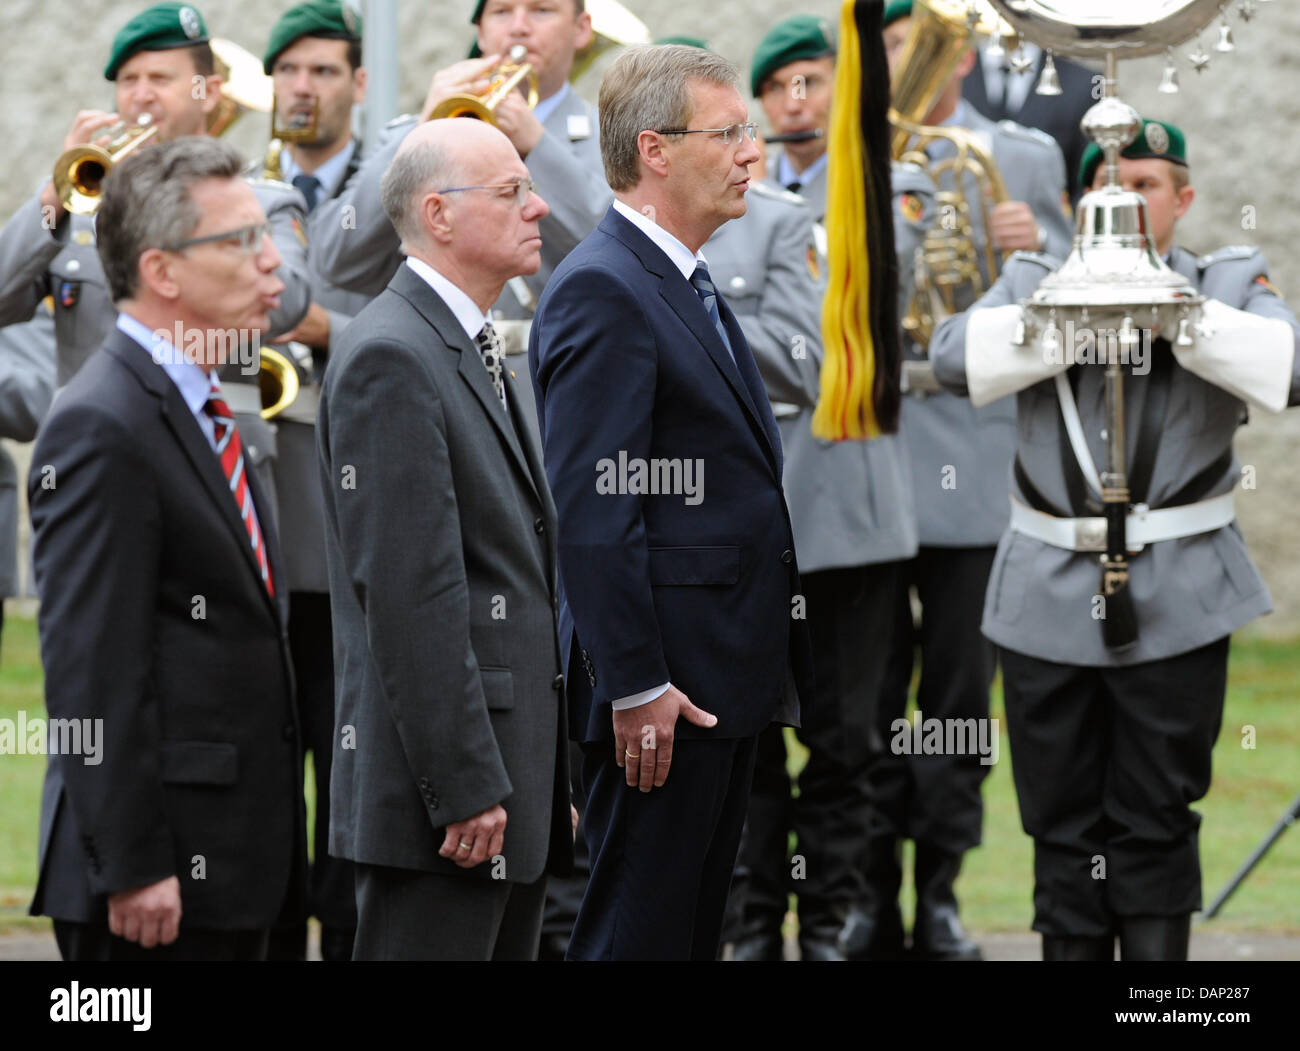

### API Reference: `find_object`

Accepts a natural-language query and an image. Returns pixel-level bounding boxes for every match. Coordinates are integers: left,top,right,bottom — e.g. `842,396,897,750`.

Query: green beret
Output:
883,1,913,29
264,1,362,75
105,3,209,81
750,15,836,97
1078,119,1188,191
656,35,711,50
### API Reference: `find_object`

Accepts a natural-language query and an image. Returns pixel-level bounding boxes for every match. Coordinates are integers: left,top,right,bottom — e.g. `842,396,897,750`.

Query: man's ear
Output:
955,47,978,79
198,72,224,117
573,10,594,52
1173,180,1195,222
353,66,368,106
138,248,181,301
637,130,670,179
422,192,453,244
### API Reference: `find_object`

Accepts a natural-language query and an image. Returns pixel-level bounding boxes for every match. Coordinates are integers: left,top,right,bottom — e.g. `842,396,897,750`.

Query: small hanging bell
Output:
1159,49,1180,93
1036,51,1062,96
1215,19,1236,52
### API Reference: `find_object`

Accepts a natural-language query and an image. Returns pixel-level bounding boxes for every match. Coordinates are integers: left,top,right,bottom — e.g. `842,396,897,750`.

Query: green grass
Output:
2,612,1297,938
784,625,1300,935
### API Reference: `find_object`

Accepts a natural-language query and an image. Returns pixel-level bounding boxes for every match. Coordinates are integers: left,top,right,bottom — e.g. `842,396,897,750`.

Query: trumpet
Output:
52,114,159,216
262,96,320,182
429,44,539,123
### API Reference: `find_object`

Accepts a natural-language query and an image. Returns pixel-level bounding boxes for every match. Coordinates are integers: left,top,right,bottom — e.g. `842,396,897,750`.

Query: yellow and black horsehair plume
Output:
812,0,901,440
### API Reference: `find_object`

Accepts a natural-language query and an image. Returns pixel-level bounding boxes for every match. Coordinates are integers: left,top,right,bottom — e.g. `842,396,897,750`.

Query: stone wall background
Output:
2,0,1297,631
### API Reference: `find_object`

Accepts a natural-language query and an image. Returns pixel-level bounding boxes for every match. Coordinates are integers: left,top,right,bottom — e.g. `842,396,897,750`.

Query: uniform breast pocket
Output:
720,275,761,315
647,545,741,586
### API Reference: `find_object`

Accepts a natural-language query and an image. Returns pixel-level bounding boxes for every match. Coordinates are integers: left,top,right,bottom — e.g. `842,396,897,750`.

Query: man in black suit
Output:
28,137,305,961
318,118,573,961
530,43,814,961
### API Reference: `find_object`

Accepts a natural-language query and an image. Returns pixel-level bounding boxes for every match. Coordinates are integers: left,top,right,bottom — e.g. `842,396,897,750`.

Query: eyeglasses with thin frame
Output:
167,221,270,255
653,122,759,146
436,178,539,209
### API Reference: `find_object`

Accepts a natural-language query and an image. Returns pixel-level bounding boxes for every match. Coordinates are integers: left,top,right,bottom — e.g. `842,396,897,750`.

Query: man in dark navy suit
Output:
530,43,814,961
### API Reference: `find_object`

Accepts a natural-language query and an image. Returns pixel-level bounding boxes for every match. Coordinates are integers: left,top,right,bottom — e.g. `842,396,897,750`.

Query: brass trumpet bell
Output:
429,45,539,123
258,346,301,420
52,114,159,216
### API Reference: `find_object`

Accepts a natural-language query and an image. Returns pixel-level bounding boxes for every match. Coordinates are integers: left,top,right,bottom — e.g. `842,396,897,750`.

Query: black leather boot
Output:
911,844,981,960
729,910,785,961
1042,934,1115,961
1119,915,1191,961
797,903,849,961
838,837,905,960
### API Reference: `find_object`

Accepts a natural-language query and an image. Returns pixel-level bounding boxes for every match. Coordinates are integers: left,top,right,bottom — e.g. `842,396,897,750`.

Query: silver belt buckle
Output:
1074,517,1107,552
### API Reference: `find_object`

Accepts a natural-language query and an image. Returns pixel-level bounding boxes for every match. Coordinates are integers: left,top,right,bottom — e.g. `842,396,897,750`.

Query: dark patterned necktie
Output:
291,173,321,213
203,376,274,597
690,262,735,363
475,321,505,403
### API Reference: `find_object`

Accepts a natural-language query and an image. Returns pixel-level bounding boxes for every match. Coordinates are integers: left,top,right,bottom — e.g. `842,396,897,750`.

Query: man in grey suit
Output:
317,118,573,960
258,0,372,962
931,118,1300,960
857,5,1075,961
312,0,611,347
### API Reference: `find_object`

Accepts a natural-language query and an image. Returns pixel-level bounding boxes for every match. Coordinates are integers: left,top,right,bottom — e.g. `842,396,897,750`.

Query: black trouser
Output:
54,920,269,961
569,735,759,960
1000,637,1230,938
730,562,901,927
289,592,355,932
870,546,997,852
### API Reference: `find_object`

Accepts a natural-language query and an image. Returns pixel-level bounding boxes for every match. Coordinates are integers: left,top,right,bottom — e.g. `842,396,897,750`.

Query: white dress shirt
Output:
404,256,507,410
776,149,828,193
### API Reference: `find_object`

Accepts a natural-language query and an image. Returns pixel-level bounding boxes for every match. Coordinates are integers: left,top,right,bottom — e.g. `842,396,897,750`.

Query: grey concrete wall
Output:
2,0,1297,632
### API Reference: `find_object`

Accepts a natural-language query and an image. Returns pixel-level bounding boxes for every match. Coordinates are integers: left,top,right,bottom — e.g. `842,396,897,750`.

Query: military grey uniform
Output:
0,175,314,514
707,167,930,956
0,306,56,603
930,244,1300,941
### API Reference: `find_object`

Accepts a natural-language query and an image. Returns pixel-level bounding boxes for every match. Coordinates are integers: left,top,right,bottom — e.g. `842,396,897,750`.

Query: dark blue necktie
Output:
291,173,321,213
690,262,735,363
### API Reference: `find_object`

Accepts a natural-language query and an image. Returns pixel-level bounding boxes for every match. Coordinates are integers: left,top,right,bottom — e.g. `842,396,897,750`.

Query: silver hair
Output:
96,136,246,303
381,134,465,251
598,44,740,192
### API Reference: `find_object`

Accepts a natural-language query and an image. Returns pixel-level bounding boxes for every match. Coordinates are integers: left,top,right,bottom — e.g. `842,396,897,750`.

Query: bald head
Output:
380,119,517,252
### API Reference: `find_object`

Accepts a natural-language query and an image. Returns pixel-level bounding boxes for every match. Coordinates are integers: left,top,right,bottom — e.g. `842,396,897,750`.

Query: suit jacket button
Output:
430,795,439,809
552,674,564,690
534,517,545,534
781,549,794,564
419,777,430,788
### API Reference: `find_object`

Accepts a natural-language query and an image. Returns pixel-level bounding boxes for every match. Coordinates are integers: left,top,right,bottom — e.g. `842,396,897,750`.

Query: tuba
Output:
52,114,159,216
208,38,273,137
429,44,539,123
570,0,652,81
891,0,1015,350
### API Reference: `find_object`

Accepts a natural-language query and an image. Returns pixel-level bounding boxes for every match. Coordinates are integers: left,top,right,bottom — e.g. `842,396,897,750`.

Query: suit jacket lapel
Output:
388,266,542,505
601,209,781,479
103,334,282,621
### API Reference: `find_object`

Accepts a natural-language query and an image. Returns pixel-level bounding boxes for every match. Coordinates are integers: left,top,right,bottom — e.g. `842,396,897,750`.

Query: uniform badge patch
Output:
1256,274,1281,297
292,217,307,247
179,6,202,39
1145,122,1170,155
900,193,924,224
59,281,80,308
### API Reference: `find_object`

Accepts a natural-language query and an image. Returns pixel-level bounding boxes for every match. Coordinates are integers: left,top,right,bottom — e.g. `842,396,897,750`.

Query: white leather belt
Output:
1008,491,1237,553
223,382,320,425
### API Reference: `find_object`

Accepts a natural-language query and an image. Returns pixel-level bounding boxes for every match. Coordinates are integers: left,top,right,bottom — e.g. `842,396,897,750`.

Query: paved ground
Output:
2,925,1298,961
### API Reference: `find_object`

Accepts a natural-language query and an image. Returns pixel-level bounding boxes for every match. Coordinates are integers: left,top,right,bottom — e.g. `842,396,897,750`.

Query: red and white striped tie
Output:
203,375,274,597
